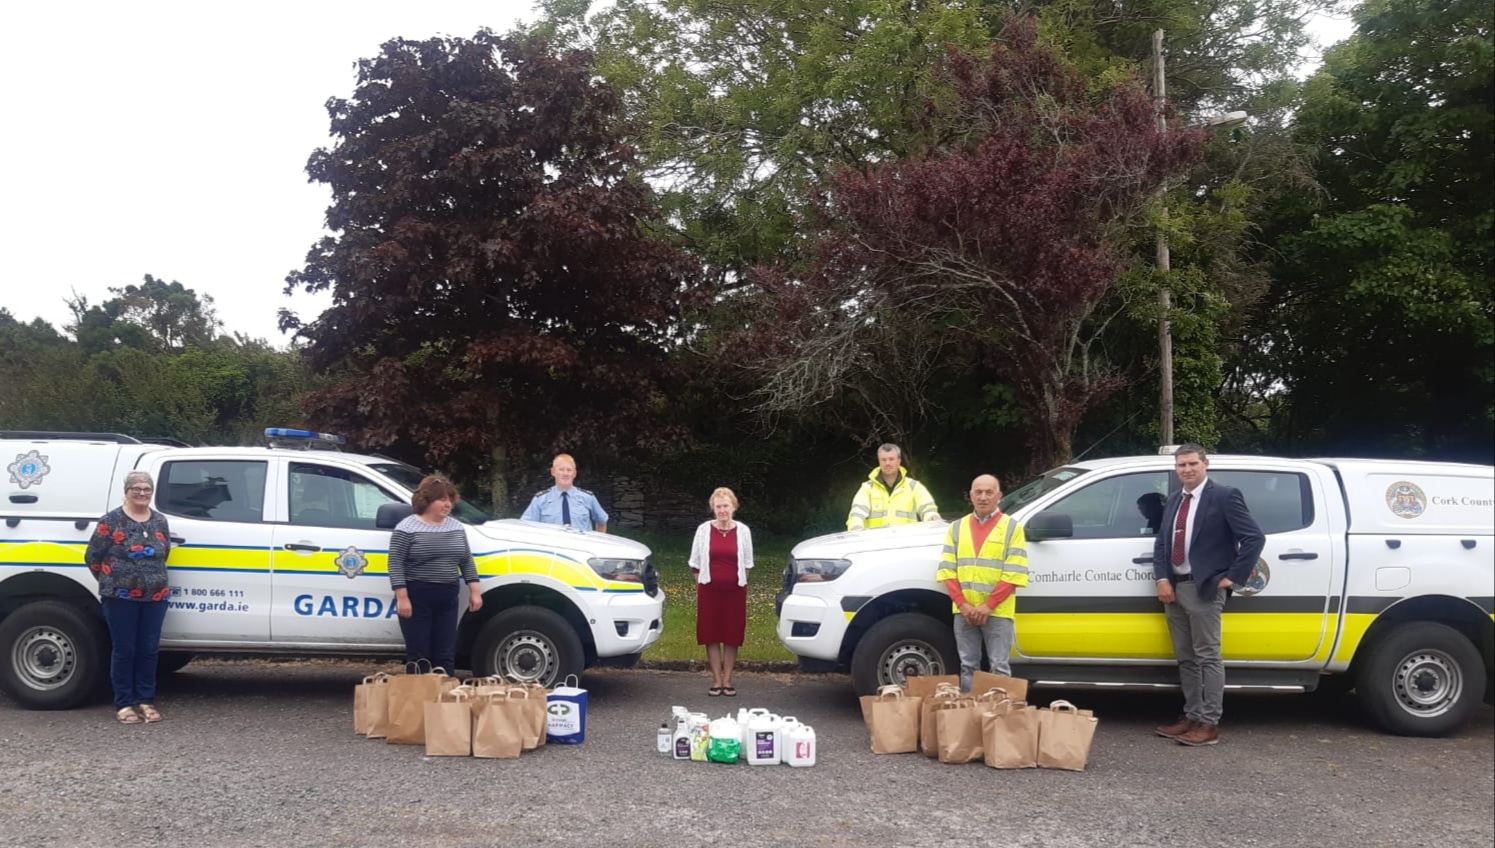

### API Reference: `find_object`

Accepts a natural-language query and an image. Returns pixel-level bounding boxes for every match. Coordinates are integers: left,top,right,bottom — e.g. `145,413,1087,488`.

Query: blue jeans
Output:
100,599,168,708
952,615,1015,692
398,580,461,675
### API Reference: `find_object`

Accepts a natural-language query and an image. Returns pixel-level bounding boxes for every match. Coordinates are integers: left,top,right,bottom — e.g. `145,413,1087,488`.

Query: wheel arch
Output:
457,583,594,669
1350,595,1494,678
838,588,950,667
0,572,101,621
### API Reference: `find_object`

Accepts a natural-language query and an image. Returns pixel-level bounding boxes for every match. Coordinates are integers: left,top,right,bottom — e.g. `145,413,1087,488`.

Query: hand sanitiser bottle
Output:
657,722,672,754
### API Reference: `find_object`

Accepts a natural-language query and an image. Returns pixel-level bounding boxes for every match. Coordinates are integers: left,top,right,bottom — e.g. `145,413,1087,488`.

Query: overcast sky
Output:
1,2,1355,347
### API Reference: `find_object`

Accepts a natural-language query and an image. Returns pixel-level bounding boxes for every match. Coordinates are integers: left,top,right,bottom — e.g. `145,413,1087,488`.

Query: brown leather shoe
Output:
1155,716,1194,739
1177,722,1220,746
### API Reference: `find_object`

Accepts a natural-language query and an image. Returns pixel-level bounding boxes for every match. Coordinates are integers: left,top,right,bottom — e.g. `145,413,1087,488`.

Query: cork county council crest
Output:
1234,558,1270,596
7,450,51,490
1385,481,1427,519
335,546,369,579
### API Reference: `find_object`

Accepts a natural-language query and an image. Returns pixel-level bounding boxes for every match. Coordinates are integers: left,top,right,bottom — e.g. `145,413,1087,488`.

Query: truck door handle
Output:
1132,556,1154,564
1278,552,1318,561
283,543,322,553
170,535,186,545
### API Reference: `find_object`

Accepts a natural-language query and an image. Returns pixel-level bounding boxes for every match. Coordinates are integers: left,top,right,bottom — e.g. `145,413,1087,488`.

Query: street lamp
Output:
1153,29,1247,446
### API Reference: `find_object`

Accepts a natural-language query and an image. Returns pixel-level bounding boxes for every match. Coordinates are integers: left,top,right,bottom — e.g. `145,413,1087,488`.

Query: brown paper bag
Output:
859,686,921,754
355,673,391,736
385,664,458,746
471,692,524,759
1037,700,1098,771
935,697,985,764
982,699,1039,769
423,688,474,757
506,685,549,751
972,671,1029,703
858,683,904,727
919,682,963,759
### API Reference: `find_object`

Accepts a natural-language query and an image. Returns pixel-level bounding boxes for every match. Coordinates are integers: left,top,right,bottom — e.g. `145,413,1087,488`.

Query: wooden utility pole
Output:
1153,29,1175,447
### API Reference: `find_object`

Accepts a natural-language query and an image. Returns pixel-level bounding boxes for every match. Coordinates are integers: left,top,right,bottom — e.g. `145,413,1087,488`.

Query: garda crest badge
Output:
335,546,369,579
1385,481,1426,519
7,450,51,490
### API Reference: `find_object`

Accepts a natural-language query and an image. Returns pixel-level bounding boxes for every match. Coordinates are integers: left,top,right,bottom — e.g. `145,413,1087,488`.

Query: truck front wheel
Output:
1355,622,1486,737
0,600,109,710
850,613,957,696
472,606,584,688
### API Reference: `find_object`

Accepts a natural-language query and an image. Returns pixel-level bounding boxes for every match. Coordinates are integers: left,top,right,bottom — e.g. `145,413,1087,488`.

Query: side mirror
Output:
376,503,413,529
1025,510,1073,541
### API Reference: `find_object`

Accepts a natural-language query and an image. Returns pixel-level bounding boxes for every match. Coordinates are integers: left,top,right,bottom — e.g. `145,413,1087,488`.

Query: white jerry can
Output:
776,716,801,764
740,708,770,755
747,712,781,765
784,722,817,767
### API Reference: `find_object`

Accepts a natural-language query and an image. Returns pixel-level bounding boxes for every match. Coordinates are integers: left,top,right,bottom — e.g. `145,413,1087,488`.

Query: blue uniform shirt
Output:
521,486,608,531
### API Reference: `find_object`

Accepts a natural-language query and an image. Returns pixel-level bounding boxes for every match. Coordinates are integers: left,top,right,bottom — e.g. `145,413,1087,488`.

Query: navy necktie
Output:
561,491,571,526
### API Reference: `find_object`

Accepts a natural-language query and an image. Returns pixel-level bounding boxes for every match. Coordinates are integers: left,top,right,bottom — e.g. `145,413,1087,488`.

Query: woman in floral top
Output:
84,470,173,724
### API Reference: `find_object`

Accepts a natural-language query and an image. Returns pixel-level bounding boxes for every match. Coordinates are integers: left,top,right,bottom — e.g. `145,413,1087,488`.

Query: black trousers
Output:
399,580,460,674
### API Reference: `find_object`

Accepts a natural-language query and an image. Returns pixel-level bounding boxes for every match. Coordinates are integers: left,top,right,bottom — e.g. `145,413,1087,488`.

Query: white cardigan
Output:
688,520,755,587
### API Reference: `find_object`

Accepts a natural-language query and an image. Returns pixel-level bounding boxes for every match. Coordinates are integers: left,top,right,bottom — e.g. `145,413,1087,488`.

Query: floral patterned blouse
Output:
84,507,172,602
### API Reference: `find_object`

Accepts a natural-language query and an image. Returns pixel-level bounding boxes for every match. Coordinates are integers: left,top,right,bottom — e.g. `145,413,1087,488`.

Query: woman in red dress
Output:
688,487,755,696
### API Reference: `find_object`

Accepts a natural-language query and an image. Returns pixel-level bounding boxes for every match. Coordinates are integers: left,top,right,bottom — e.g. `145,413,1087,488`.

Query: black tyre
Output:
471,606,584,688
1355,622,1486,737
157,652,195,675
849,612,957,696
0,600,109,710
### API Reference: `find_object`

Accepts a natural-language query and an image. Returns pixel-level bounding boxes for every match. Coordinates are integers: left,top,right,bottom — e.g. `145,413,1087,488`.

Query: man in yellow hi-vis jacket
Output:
846,444,941,530
936,474,1028,691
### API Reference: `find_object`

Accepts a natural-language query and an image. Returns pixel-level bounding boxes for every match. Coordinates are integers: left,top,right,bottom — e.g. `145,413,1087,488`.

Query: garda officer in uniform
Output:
522,453,609,533
936,474,1028,692
846,443,941,531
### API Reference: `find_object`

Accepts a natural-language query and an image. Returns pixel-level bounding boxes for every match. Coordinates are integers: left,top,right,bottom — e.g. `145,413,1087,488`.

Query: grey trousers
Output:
1165,583,1227,725
952,615,1014,692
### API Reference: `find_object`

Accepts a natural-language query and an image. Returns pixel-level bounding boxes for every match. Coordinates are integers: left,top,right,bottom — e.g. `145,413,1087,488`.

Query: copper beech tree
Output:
739,20,1206,470
283,32,698,508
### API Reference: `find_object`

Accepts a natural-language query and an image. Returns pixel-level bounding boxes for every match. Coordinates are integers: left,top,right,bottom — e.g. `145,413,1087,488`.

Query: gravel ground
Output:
1,659,1491,848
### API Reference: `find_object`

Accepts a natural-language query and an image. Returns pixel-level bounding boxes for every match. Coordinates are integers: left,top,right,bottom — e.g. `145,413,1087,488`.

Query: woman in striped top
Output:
388,476,483,674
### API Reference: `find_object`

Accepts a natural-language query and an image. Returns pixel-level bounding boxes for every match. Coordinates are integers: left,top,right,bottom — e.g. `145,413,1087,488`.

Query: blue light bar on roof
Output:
265,428,346,445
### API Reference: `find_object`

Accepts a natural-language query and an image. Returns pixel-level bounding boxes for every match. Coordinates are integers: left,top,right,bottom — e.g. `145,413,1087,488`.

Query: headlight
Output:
790,557,852,583
589,557,644,582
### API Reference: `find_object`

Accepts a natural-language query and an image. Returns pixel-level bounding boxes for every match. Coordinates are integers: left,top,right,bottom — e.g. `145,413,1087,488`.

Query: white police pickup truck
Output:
1,430,663,709
776,453,1494,736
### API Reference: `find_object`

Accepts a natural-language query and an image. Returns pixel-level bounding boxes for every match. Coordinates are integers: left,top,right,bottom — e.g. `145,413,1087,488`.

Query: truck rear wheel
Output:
1355,622,1486,737
850,613,957,696
472,606,584,688
0,600,109,710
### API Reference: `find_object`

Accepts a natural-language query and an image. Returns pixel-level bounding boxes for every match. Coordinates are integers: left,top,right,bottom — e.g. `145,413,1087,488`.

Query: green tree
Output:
1240,0,1493,460
284,31,700,510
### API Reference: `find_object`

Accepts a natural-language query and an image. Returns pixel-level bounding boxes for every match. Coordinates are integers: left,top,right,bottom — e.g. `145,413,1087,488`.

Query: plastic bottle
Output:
785,722,817,767
688,712,710,762
657,722,672,754
776,716,801,764
672,716,691,760
740,707,770,753
747,712,781,765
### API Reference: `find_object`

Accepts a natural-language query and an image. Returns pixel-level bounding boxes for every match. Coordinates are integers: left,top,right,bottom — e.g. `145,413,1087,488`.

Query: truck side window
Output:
159,460,267,523
289,463,402,530
1207,471,1314,534
1044,472,1170,539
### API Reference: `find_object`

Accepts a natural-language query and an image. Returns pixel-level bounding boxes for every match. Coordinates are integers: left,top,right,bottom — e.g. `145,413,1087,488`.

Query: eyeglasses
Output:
127,487,154,494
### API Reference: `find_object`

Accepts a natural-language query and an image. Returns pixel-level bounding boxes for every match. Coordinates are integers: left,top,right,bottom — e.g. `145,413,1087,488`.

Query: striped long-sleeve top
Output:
387,515,480,589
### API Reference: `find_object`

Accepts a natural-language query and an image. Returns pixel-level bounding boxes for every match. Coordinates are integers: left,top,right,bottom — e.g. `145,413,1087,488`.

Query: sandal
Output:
116,707,142,724
721,686,737,697
138,704,163,723
707,686,724,697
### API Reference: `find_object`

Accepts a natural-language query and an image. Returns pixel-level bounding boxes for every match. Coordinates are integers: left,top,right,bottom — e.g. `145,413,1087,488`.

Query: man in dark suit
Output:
1151,444,1265,746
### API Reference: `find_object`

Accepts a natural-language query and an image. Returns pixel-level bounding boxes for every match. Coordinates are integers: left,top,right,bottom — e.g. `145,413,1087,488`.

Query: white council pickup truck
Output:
1,430,664,709
776,453,1493,736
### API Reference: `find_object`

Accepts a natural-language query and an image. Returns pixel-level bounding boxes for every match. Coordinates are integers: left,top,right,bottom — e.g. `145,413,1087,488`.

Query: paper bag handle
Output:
933,682,961,697
562,674,581,689
977,687,1008,701
361,673,391,684
441,687,473,702
875,684,904,698
404,659,433,675
1048,700,1079,713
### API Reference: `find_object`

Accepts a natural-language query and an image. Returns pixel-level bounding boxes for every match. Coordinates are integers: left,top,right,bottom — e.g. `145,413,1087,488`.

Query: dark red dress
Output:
696,526,747,646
